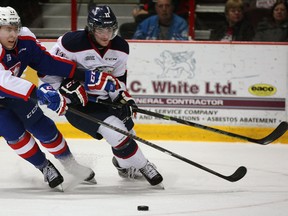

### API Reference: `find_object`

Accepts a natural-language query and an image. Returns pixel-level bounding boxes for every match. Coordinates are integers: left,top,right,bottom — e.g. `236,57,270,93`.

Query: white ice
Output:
0,139,287,216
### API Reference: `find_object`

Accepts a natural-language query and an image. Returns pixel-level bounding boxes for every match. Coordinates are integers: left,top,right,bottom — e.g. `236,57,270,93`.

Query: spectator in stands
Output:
209,0,255,41
119,0,156,39
133,0,188,40
253,1,288,41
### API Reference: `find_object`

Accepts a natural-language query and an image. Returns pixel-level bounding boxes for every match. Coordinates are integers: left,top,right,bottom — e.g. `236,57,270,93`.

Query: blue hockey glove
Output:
84,70,119,92
37,83,67,116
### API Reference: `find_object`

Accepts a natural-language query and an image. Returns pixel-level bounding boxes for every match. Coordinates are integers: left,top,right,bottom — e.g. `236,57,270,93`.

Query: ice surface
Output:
0,139,287,216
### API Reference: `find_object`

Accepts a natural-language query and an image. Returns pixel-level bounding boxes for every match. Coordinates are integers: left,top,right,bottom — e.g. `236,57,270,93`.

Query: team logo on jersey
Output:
6,54,11,62
155,50,196,79
93,66,114,74
9,62,21,77
55,48,67,58
85,56,95,61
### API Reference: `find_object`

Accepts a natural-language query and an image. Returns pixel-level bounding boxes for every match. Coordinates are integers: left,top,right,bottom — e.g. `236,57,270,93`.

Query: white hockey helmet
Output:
0,6,21,28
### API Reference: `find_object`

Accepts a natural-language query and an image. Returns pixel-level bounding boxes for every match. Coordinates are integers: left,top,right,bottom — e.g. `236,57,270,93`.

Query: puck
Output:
137,205,149,211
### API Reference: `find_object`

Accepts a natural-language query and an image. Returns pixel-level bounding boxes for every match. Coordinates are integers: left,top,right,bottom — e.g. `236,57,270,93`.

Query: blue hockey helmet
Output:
87,5,118,39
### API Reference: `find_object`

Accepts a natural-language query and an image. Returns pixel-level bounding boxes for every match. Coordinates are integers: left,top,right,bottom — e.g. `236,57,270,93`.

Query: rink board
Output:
23,40,288,143
56,123,288,143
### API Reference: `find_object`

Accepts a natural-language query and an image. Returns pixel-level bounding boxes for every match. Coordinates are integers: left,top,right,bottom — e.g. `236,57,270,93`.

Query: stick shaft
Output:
133,107,287,145
96,100,287,145
68,107,246,182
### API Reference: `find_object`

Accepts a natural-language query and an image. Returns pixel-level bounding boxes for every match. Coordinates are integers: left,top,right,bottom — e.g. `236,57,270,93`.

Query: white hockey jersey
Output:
48,30,130,101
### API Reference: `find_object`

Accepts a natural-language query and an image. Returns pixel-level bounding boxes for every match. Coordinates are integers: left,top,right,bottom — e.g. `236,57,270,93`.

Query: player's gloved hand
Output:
84,70,119,92
37,83,67,116
59,79,88,106
113,90,137,118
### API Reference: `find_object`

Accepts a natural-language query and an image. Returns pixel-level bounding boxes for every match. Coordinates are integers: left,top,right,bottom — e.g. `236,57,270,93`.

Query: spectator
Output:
132,0,189,40
209,0,255,41
119,0,156,39
253,1,288,41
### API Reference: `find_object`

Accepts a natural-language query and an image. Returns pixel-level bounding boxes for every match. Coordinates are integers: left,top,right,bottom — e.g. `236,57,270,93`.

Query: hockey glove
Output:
37,83,67,116
59,79,88,106
113,90,137,118
84,70,119,92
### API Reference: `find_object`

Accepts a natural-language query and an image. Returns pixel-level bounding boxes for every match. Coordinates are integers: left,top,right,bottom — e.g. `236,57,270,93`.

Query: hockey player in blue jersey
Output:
0,6,96,189
44,6,163,186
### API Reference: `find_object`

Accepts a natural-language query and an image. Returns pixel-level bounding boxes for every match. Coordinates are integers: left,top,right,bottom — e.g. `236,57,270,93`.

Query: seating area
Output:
26,0,270,40
31,0,138,38
194,0,271,40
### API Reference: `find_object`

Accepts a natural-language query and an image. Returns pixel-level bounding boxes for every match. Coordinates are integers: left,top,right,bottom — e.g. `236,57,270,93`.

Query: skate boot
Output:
112,156,143,179
60,157,96,184
40,160,64,188
139,161,163,186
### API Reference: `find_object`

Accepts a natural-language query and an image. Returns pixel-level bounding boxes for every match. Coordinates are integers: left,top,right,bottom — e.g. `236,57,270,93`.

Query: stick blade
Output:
226,166,247,182
256,121,288,145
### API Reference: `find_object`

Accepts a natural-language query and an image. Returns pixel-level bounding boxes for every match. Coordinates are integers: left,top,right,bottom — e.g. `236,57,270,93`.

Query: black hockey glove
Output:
113,90,137,118
59,79,88,106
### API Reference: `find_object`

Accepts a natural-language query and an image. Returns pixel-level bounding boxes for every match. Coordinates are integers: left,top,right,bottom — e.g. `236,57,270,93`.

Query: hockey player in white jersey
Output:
46,5,163,186
0,6,96,189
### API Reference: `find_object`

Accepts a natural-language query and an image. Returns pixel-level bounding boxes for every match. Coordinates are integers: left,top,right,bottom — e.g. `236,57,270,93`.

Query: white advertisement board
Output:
127,41,287,127
42,41,288,128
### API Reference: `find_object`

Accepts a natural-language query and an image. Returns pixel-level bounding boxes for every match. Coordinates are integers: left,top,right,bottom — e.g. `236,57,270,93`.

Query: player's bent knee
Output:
112,138,138,159
98,116,129,146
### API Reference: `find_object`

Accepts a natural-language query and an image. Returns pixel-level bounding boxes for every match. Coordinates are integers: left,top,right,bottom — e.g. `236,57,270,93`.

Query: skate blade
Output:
82,177,97,185
152,182,165,190
63,175,97,191
53,183,64,192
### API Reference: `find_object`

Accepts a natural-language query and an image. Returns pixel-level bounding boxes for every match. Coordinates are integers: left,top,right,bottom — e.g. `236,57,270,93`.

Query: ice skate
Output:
60,157,96,184
40,160,64,189
140,161,163,186
112,156,143,179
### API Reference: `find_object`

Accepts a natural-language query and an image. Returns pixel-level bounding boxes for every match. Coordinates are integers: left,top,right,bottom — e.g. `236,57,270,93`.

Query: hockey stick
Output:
67,107,247,182
97,100,288,145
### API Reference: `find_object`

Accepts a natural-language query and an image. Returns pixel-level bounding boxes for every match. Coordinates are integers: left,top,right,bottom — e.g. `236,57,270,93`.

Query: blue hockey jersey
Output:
0,27,76,101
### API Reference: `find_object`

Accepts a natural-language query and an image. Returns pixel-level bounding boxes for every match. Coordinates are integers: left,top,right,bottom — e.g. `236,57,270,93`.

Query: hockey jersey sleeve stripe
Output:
0,68,36,101
0,83,35,101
